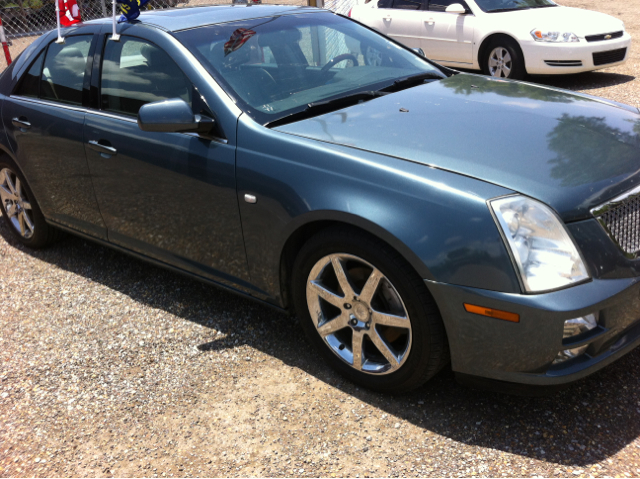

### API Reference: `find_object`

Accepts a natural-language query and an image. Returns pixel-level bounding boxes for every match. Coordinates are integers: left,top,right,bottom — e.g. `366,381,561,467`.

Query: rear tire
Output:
0,156,63,248
292,226,448,393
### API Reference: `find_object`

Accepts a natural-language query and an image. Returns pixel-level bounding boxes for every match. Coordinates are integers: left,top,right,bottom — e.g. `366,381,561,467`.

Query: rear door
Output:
2,30,107,239
420,0,474,65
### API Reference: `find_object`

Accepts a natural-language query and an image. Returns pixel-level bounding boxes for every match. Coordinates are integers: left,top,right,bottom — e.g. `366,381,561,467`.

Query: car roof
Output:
85,4,324,32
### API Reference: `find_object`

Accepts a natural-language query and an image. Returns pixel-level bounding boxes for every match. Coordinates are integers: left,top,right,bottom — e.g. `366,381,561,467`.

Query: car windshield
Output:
175,12,445,125
474,0,557,13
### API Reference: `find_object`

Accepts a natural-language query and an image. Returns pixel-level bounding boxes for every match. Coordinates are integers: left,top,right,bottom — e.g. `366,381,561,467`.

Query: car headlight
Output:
530,29,579,42
490,196,590,293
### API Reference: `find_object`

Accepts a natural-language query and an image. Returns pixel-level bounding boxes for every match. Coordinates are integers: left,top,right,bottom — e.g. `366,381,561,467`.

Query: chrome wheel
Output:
306,253,412,375
0,167,35,239
488,46,512,78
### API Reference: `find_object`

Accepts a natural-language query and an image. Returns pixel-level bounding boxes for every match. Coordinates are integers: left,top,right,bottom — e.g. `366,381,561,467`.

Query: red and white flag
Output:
224,28,256,56
58,0,82,27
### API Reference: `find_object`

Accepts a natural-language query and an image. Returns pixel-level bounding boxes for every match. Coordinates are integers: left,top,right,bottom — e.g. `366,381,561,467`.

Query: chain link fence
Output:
0,0,357,69
0,0,185,69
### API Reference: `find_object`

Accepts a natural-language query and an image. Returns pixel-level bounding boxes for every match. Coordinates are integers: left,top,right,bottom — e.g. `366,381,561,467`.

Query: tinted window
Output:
429,0,464,11
15,50,44,97
474,0,555,12
40,35,92,105
101,37,192,116
377,0,393,7
392,0,423,9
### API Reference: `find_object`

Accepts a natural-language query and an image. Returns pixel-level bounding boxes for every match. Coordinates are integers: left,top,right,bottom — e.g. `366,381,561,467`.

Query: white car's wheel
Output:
482,36,526,80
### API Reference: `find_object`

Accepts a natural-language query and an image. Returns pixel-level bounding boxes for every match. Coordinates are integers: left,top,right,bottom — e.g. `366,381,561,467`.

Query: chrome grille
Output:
593,191,640,255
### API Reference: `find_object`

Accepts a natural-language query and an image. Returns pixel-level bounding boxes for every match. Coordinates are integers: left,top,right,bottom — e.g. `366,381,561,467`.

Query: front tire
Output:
0,157,63,248
482,36,526,80
292,227,448,393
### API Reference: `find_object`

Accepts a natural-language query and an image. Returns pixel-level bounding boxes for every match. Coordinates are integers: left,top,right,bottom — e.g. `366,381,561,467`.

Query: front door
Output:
84,34,250,289
421,0,474,65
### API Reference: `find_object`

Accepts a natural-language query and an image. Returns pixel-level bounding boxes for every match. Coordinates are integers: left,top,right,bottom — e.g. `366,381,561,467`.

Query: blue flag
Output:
117,0,151,22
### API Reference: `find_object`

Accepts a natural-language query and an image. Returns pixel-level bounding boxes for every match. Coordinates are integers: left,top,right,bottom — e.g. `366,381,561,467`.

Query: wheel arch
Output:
277,211,437,312
0,143,17,162
477,32,526,73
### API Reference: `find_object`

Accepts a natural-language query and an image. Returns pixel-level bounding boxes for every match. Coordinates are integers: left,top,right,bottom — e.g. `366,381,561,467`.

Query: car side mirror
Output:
137,98,214,134
445,3,467,14
412,47,426,57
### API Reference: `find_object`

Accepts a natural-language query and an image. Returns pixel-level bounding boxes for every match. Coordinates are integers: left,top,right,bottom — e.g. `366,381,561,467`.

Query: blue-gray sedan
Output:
1,5,640,392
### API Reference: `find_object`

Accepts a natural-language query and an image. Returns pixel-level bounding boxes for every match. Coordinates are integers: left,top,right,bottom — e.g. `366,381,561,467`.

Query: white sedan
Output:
349,0,631,79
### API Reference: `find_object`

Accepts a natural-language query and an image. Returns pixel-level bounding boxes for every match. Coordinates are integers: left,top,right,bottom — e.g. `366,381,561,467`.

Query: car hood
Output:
485,6,624,37
274,74,640,222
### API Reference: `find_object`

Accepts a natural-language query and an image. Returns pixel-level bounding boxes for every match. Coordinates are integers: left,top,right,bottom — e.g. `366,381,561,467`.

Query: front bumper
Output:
522,33,631,75
427,276,640,385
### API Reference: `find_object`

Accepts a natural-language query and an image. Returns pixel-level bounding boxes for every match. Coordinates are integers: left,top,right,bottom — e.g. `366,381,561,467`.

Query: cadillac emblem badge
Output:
605,34,612,40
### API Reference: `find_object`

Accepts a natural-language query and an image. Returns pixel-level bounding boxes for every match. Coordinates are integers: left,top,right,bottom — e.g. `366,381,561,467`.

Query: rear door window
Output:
392,0,424,9
40,35,92,106
15,50,45,98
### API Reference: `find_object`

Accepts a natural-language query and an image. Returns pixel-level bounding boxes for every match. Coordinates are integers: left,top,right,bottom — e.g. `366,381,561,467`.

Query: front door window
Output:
101,37,192,116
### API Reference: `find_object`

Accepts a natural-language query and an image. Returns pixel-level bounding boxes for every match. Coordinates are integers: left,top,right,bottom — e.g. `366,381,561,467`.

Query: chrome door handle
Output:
87,140,117,156
12,117,31,129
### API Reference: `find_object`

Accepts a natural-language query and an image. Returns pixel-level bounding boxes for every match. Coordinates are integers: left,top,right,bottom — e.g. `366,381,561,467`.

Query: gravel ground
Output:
1,1,640,477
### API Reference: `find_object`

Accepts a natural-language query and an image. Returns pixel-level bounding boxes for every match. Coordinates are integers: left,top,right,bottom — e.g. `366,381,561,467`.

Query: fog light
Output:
562,313,598,339
553,313,598,364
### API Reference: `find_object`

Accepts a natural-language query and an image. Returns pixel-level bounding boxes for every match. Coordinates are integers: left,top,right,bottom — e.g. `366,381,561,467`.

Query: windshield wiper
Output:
265,73,444,127
380,72,445,93
265,90,389,128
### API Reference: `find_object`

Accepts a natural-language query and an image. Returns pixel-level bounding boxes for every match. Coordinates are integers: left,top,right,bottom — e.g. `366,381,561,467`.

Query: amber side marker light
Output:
464,303,520,323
